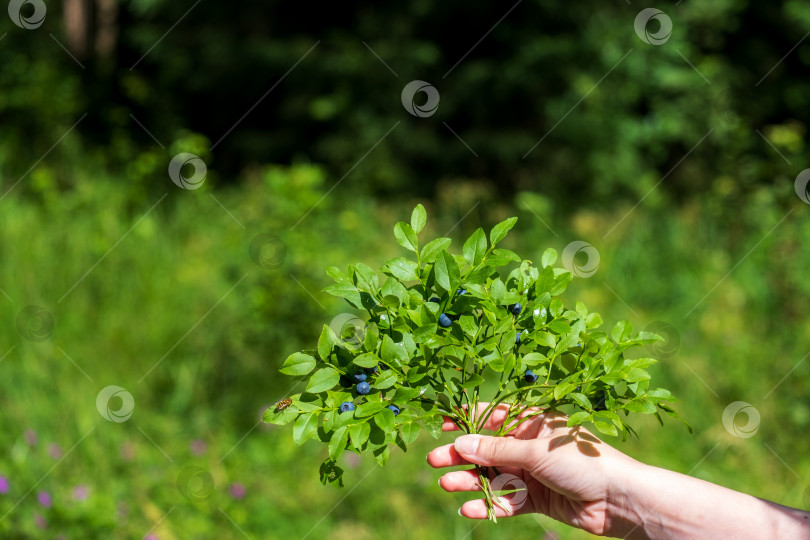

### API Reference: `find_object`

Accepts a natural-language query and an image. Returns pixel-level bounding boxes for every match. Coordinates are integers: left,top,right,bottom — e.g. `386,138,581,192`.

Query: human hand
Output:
426,403,643,537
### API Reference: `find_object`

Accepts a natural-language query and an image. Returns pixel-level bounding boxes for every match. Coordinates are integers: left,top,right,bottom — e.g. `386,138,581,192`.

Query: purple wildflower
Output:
24,429,37,446
37,491,52,508
73,485,90,501
190,439,207,456
229,483,246,500
48,444,63,459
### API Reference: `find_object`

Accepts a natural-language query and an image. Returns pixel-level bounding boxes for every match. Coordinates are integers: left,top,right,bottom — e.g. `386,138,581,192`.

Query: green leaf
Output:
323,282,363,309
522,352,546,366
553,377,579,400
280,352,316,376
489,217,518,246
411,204,427,234
293,412,319,445
352,263,380,292
400,422,420,444
374,445,390,466
374,408,396,432
385,257,419,282
413,323,438,343
356,401,388,418
374,370,398,389
593,411,619,437
624,368,651,382
535,265,555,296
567,411,591,427
306,368,340,393
381,335,405,368
485,248,521,267
459,373,485,389
328,426,349,460
319,459,345,487
550,271,572,295
541,248,558,268
420,237,451,263
353,353,379,369
262,405,298,426
318,325,338,361
423,414,443,439
490,278,506,304
462,228,487,266
364,322,379,352
611,320,633,343
394,222,418,252
569,392,592,410
349,422,371,449
434,251,460,292
623,399,656,414
548,320,571,334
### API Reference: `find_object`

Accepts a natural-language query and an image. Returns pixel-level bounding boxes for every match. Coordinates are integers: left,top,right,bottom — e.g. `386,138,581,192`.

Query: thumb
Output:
454,434,538,469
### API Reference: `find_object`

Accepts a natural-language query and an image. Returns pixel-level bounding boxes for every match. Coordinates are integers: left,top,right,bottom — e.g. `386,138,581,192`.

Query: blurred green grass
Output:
0,165,808,539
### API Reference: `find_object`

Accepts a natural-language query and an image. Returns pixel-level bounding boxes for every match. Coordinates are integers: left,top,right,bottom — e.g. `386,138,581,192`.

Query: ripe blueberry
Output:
523,369,538,383
351,371,367,383
356,381,371,395
456,288,467,296
339,402,355,413
429,297,441,303
510,303,522,315
387,405,400,416
438,313,452,327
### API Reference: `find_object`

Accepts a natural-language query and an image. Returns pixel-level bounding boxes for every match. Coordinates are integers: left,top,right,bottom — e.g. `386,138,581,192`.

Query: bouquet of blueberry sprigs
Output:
263,204,687,521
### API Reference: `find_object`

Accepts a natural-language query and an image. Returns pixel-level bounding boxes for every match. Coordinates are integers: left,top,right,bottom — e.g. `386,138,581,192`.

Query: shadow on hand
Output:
548,425,602,457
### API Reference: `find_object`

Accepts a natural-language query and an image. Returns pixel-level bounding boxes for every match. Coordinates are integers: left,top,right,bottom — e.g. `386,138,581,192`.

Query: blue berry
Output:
438,313,452,328
456,288,467,296
429,296,441,303
356,381,371,395
510,303,522,315
339,402,355,413
351,371,367,383
516,330,527,345
387,405,400,416
524,369,538,383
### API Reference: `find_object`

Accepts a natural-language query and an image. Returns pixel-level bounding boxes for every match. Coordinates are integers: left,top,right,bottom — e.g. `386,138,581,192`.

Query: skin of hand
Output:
426,403,642,536
426,403,810,539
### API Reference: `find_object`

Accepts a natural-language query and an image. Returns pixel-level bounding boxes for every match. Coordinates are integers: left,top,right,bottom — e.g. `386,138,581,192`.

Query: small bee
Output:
274,398,293,412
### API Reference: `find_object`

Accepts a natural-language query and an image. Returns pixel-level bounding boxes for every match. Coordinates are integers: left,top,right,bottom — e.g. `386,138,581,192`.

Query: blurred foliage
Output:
1,1,810,210
0,167,808,538
1,0,809,538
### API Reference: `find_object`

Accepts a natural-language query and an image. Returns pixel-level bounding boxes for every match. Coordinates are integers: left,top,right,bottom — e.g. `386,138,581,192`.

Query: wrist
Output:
602,458,656,539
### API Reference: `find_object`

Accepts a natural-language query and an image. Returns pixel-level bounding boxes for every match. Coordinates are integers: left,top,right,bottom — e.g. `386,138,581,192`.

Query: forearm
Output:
607,462,810,539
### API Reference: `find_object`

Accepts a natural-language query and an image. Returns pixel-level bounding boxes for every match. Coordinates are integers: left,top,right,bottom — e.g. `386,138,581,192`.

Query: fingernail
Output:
457,507,463,517
454,434,481,455
437,477,442,487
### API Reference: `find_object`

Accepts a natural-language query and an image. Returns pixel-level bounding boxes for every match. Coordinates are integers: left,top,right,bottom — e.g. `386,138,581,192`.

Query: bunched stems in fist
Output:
427,403,810,539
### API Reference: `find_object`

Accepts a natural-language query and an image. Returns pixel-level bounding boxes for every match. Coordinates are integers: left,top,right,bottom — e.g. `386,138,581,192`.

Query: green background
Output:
1,0,809,538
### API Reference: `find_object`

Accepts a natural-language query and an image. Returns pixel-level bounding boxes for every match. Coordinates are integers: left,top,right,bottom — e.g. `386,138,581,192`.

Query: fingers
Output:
438,467,523,492
426,443,472,468
459,491,533,519
441,403,547,434
453,434,539,469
